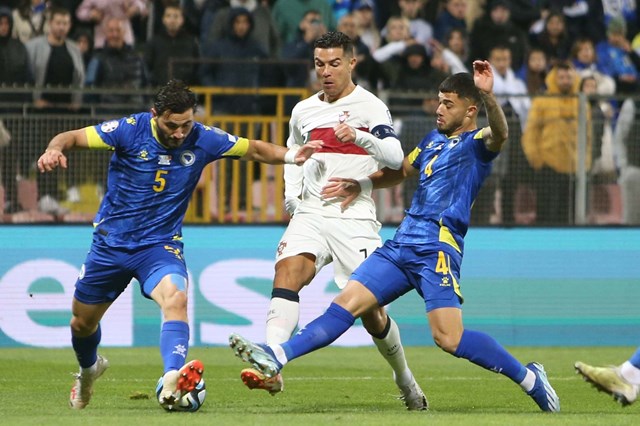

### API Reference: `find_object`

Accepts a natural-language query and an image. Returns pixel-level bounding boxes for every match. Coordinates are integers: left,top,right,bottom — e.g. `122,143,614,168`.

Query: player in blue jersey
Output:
36,79,321,410
228,61,561,412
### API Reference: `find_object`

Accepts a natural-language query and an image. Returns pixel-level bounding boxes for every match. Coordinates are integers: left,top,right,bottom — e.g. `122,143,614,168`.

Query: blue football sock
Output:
629,347,640,368
160,320,190,374
454,329,527,383
281,303,355,361
72,324,101,368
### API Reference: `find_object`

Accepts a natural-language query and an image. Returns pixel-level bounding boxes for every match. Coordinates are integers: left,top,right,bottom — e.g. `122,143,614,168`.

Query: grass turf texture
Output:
0,346,637,425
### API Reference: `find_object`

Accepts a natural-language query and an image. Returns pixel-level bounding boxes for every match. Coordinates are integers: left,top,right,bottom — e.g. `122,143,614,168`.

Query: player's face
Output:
435,91,474,135
153,108,195,149
314,47,356,102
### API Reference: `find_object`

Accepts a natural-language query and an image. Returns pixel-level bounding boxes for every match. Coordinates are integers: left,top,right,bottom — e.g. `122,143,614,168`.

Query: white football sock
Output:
371,316,413,387
266,297,300,345
519,368,537,392
620,361,640,385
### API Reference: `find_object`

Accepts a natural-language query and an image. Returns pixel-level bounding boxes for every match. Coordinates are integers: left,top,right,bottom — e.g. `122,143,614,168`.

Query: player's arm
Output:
322,156,418,210
37,128,90,172
334,122,404,170
472,60,508,153
240,139,322,165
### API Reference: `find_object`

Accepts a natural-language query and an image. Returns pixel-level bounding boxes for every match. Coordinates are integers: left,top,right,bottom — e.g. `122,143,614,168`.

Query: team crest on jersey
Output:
448,137,461,148
277,240,287,256
338,111,350,123
138,150,149,160
158,155,172,165
180,151,196,166
100,120,119,133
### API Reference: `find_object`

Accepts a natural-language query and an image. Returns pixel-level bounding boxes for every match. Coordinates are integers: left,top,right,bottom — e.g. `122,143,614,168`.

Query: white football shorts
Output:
275,212,382,288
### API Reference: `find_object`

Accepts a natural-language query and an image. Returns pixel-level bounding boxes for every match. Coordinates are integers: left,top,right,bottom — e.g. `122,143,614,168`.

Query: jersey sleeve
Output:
198,125,250,160
84,117,132,150
472,128,500,163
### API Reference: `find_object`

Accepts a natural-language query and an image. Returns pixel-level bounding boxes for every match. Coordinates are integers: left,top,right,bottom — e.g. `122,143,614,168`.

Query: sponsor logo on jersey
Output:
138,150,149,161
426,141,443,150
440,276,451,287
100,120,119,133
338,110,350,123
78,264,85,280
126,117,136,125
158,155,172,165
180,151,196,166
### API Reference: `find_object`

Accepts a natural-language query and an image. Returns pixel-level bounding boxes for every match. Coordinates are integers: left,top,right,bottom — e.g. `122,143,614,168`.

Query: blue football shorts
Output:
74,236,188,304
351,239,464,312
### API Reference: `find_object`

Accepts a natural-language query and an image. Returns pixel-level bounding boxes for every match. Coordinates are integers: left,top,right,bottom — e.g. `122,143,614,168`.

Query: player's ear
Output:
151,107,158,118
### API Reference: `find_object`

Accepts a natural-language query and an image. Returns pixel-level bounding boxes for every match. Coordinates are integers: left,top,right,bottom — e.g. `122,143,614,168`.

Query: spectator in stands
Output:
280,9,327,93
353,0,380,53
521,62,591,225
11,0,49,43
26,6,84,109
76,0,147,48
498,0,542,34
530,10,572,66
430,27,470,74
206,0,280,58
433,0,467,44
85,17,148,112
373,16,415,88
145,3,199,87
200,7,267,114
612,92,640,224
394,0,433,51
272,0,335,44
25,6,85,215
570,37,616,96
0,6,31,214
337,12,377,90
596,16,640,94
488,44,531,225
470,0,529,70
517,47,548,95
72,27,93,70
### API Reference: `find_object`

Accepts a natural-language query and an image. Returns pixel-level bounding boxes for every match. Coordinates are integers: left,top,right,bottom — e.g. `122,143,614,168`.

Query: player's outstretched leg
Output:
525,362,560,412
69,355,109,409
575,361,639,406
240,368,284,395
229,333,283,378
158,359,204,410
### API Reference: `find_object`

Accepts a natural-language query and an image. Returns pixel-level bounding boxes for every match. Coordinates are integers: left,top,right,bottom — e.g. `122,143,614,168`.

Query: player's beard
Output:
158,132,184,149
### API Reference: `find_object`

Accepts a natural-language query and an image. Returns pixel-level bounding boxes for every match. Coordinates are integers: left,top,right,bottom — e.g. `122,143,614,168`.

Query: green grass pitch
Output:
0,346,637,425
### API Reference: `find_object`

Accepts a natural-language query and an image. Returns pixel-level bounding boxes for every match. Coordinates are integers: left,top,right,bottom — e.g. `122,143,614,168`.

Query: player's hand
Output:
37,149,68,173
472,60,494,94
321,177,361,211
334,123,356,143
294,139,323,165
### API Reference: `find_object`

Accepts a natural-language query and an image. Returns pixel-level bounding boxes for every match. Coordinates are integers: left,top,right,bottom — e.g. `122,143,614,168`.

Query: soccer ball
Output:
155,376,206,412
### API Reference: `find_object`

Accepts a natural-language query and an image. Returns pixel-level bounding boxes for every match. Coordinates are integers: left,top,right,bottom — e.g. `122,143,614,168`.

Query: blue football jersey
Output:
393,128,499,252
85,112,249,248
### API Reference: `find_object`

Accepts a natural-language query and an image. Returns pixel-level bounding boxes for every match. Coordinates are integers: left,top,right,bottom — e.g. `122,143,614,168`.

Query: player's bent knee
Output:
360,307,387,335
432,332,460,354
69,315,98,336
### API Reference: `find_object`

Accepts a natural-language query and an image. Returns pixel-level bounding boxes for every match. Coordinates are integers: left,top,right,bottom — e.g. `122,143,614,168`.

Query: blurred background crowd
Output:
1,0,640,227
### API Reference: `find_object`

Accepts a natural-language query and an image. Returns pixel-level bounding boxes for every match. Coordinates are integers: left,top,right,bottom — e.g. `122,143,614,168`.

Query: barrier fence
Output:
0,87,638,226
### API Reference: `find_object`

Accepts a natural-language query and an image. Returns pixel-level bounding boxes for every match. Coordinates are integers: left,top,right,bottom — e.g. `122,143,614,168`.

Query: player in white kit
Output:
239,31,427,410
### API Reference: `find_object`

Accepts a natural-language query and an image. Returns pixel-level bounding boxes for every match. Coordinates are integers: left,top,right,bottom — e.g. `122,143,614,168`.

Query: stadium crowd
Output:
1,0,640,225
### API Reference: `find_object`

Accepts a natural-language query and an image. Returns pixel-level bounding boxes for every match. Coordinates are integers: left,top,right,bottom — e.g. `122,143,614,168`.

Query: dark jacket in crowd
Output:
0,6,32,107
145,27,199,87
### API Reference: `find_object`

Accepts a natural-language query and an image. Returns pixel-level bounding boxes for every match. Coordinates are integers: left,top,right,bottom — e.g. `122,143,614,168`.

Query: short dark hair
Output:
153,79,197,115
314,31,355,56
439,72,481,105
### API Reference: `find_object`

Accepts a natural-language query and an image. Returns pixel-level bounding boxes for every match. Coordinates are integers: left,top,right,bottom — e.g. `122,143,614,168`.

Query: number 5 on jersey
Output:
154,170,168,192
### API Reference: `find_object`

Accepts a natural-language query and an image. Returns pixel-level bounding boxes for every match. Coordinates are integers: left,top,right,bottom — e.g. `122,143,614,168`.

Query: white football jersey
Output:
285,85,402,219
